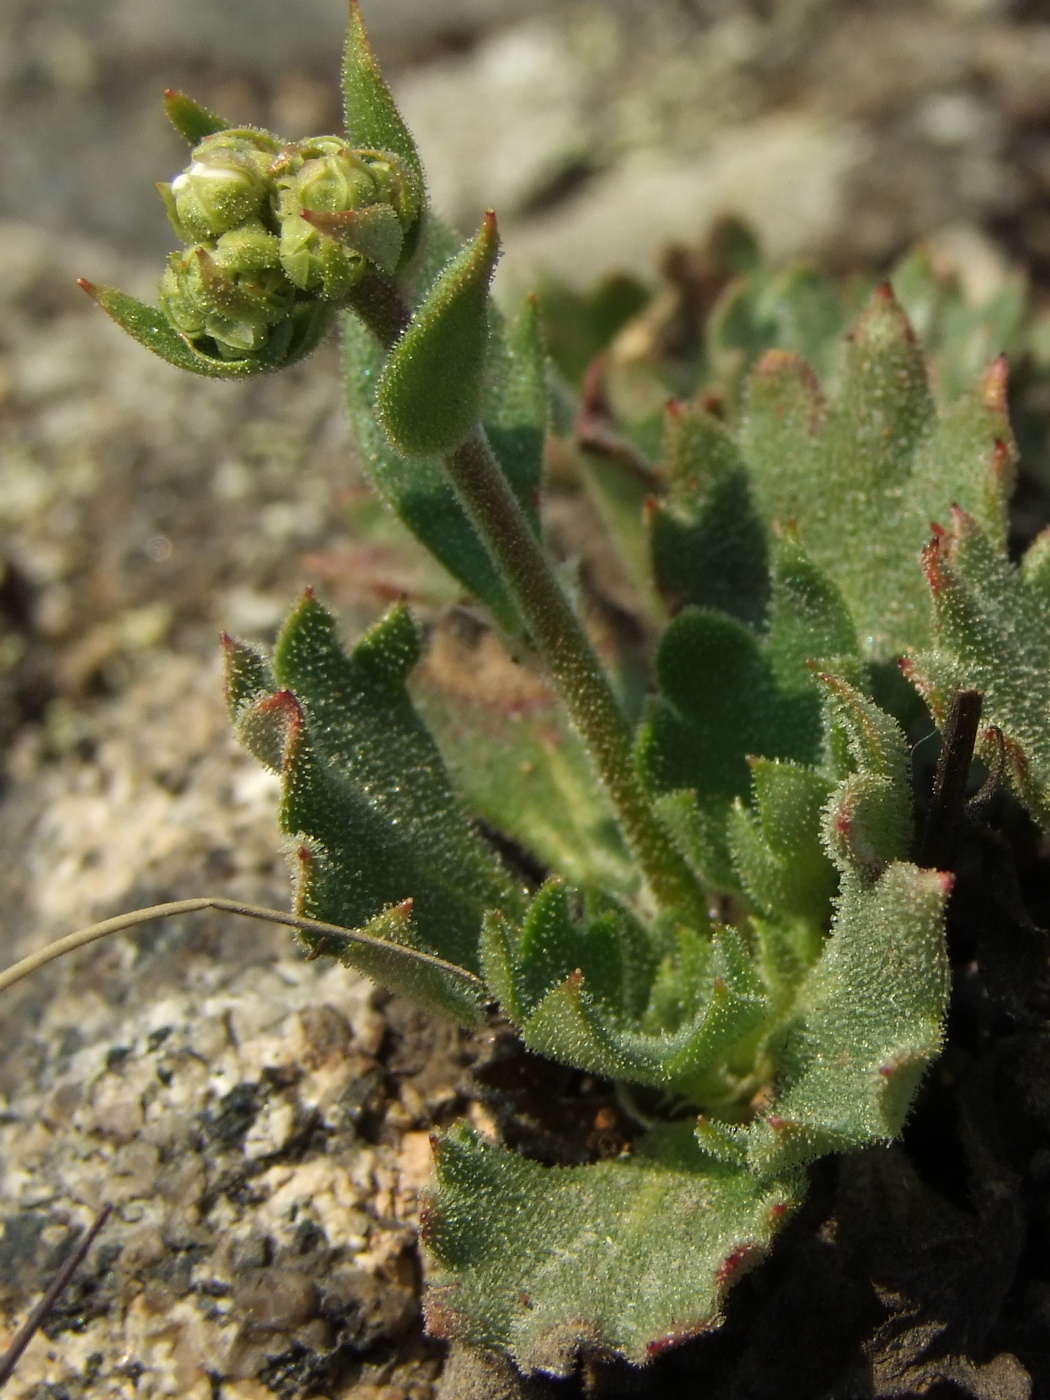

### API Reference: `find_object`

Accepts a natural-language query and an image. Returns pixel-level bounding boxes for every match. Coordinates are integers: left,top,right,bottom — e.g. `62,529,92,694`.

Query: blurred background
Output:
4,0,1050,282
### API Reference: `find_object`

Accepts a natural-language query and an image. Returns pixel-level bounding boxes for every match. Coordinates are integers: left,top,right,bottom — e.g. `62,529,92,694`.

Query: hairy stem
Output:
347,271,707,921
444,430,707,921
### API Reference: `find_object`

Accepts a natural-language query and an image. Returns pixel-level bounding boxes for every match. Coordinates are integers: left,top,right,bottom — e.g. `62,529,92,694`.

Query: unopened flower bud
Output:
159,220,296,360
272,137,419,300
160,128,280,243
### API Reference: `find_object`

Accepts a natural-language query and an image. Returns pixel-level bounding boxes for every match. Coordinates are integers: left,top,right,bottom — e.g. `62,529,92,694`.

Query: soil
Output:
1,2,1050,1398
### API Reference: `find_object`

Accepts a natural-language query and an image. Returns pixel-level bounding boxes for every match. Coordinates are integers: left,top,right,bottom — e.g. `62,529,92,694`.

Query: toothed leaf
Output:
739,286,1014,658
222,634,275,719
229,594,520,1020
648,403,769,626
638,537,857,890
303,900,486,1025
728,759,836,930
483,884,772,1100
910,509,1050,827
426,1122,801,1374
747,864,951,1175
817,672,913,881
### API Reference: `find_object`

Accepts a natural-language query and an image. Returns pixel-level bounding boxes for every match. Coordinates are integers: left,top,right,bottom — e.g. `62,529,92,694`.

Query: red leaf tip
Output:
981,355,1009,413
716,1243,763,1288
935,870,955,899
991,438,1011,480
921,536,946,596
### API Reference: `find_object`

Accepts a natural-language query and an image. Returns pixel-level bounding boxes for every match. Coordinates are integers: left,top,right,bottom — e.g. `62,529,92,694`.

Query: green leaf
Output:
739,285,1014,659
482,294,548,517
344,218,546,630
817,671,913,881
226,593,521,1018
82,282,333,379
747,863,951,1175
648,401,769,626
413,628,637,896
908,508,1050,827
343,0,424,205
163,89,231,143
222,632,275,717
482,884,771,1101
708,263,847,392
637,537,856,890
377,213,499,455
345,312,519,631
305,202,405,275
483,880,658,1025
298,899,486,1026
425,1122,801,1373
728,759,836,931
892,245,1028,404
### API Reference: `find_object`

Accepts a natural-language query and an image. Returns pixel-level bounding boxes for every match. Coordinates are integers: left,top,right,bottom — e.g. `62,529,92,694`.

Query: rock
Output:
395,22,593,231
501,115,864,290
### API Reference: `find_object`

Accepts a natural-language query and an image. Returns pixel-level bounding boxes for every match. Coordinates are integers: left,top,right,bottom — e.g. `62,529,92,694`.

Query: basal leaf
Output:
747,864,951,1176
908,508,1050,828
648,401,769,626
728,759,836,931
413,621,637,896
425,1122,801,1373
226,593,521,1016
637,537,856,890
483,884,771,1102
739,285,1014,659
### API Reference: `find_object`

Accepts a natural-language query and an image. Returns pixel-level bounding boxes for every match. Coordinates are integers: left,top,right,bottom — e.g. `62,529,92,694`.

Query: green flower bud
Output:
271,137,419,299
159,128,280,243
159,220,296,360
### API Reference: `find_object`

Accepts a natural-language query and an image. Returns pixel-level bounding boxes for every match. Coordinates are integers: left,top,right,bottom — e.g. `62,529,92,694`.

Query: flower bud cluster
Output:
157,128,421,362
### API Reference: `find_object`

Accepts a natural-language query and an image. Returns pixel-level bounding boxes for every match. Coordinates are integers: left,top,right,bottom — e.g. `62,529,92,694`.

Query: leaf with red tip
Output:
747,862,950,1176
222,632,275,719
227,592,521,1020
480,882,771,1101
909,509,1050,827
425,1120,801,1373
302,203,405,274
377,213,500,455
738,284,1015,658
